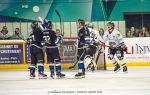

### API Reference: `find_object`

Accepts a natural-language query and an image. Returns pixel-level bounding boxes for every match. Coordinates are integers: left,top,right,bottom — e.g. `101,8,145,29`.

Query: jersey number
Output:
43,36,50,43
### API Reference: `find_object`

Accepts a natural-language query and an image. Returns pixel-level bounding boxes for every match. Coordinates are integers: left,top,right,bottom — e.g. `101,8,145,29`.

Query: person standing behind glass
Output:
11,28,24,40
0,26,11,40
127,26,137,37
138,26,150,37
99,28,104,37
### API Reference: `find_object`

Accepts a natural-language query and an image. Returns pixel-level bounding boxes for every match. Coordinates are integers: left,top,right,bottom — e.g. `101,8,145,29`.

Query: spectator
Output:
55,29,63,46
0,26,11,40
99,28,104,37
55,29,61,36
138,26,149,37
127,26,137,37
11,28,24,40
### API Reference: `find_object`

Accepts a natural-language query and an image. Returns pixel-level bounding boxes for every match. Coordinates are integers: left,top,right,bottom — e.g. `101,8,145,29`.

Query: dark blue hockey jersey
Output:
42,29,57,47
27,28,43,48
78,27,91,48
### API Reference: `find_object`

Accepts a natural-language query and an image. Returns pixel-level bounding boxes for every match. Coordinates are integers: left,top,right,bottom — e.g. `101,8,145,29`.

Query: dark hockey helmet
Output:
47,20,52,24
47,20,52,29
31,21,38,29
77,19,85,26
32,21,38,26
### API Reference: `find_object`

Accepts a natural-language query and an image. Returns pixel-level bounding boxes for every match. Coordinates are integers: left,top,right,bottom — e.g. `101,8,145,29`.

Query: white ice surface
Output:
0,67,150,95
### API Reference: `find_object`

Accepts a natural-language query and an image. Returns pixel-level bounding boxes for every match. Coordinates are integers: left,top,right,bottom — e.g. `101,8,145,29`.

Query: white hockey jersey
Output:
103,29,124,48
88,28,104,45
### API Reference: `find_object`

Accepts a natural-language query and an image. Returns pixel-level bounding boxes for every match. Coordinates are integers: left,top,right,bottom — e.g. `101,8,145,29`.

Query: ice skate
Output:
123,65,128,73
56,72,65,79
30,72,35,79
75,72,85,79
114,63,121,73
50,71,55,79
38,73,47,79
87,63,95,72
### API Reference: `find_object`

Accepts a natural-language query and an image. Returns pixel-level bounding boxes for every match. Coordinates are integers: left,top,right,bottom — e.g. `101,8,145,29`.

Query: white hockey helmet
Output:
87,23,94,28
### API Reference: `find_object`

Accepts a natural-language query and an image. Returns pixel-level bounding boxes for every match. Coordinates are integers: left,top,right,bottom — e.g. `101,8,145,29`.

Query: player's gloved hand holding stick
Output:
98,41,128,52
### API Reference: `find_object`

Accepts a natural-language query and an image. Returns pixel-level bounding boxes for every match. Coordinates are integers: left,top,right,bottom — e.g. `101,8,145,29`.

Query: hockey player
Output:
27,21,47,79
87,23,104,44
103,22,127,73
41,21,65,78
75,19,91,78
85,23,104,71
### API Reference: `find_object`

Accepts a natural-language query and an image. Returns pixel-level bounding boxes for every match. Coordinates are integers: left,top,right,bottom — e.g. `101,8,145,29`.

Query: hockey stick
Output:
69,45,78,69
55,10,65,60
69,44,99,69
55,10,64,36
69,44,107,69
69,48,86,69
68,60,78,69
95,47,103,64
98,42,129,54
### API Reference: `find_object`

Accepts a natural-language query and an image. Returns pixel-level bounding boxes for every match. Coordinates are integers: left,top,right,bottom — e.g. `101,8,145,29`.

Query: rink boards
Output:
105,37,150,66
0,37,150,70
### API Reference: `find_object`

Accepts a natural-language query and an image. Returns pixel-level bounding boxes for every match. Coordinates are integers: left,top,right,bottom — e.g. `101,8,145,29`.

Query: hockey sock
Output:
29,65,35,73
37,64,44,73
78,62,84,73
56,63,61,73
49,64,54,72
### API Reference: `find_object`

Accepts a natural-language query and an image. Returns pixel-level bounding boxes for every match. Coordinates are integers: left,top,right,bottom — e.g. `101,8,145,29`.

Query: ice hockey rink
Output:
0,67,150,95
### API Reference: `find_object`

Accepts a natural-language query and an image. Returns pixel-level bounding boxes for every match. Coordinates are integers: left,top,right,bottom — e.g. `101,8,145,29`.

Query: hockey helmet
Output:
107,22,114,28
31,21,38,29
87,23,94,28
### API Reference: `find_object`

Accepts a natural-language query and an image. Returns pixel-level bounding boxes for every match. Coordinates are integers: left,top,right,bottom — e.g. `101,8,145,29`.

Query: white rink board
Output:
105,37,150,63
